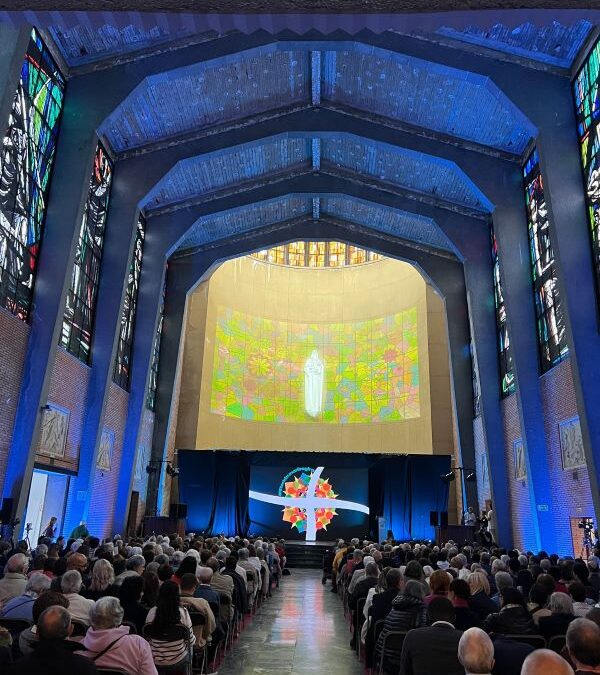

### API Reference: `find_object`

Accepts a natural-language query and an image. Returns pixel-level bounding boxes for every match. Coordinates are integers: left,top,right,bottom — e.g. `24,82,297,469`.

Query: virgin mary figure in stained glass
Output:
304,349,324,418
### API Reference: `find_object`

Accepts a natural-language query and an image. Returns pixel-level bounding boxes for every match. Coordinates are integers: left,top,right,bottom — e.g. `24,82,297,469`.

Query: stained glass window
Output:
113,215,145,390
574,38,600,296
491,228,515,397
328,241,346,267
288,241,305,266
523,149,568,371
60,142,113,363
0,28,65,321
146,275,166,411
250,242,379,267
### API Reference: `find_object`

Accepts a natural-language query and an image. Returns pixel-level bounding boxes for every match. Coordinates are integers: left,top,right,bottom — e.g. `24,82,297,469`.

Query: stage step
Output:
285,543,332,569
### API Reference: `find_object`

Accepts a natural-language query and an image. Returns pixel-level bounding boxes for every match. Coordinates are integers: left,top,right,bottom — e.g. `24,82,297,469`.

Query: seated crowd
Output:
0,530,286,674
327,537,600,675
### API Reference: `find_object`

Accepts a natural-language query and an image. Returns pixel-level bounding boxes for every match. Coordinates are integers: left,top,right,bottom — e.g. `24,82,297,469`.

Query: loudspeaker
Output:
169,503,188,519
429,511,439,527
0,498,13,523
440,511,449,528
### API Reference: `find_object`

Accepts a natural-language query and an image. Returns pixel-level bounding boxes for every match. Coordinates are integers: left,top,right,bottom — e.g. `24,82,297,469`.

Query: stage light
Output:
465,471,476,482
441,471,455,483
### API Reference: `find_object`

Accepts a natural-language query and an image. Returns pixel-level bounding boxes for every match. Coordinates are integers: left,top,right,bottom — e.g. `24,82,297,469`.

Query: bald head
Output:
521,650,574,675
457,627,494,674
37,605,72,641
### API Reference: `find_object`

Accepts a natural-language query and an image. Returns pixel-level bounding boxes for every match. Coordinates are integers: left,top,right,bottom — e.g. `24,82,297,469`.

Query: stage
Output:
178,450,451,542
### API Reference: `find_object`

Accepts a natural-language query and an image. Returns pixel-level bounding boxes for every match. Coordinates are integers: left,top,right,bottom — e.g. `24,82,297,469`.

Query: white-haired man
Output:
0,553,28,609
457,627,494,675
61,570,95,625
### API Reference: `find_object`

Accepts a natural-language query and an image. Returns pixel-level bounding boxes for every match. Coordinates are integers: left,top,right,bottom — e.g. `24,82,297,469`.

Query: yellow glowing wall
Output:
177,255,453,455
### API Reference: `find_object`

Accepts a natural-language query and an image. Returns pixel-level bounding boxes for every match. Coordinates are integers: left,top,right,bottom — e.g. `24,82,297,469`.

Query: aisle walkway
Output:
217,569,363,675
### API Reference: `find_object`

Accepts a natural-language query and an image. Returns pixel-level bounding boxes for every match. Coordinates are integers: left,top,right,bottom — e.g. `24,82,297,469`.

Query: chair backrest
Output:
548,635,567,653
0,617,31,636
70,619,88,637
121,619,137,635
143,621,189,642
186,610,206,627
502,634,547,650
356,598,367,628
381,630,407,653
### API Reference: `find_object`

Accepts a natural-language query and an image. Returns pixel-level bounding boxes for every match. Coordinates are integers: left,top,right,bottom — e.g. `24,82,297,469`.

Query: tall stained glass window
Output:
0,29,65,320
113,215,145,390
523,149,568,371
60,143,113,363
574,39,600,295
146,275,166,411
491,228,515,397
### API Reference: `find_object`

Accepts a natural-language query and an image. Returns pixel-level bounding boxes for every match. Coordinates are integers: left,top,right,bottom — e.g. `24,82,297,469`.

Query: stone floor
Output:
216,569,363,674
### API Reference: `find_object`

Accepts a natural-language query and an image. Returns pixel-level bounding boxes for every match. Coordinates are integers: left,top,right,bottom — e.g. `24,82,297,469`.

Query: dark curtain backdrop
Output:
178,450,450,540
178,450,250,536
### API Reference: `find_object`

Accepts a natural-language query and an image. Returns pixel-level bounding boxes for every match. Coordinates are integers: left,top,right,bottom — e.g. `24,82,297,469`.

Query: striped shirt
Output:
145,606,196,666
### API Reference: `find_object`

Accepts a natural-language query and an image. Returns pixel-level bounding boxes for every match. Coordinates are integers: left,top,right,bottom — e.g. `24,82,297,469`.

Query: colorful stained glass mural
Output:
491,228,515,397
60,143,113,363
210,306,420,424
251,241,380,267
113,215,145,390
0,28,65,320
523,149,568,372
574,38,600,296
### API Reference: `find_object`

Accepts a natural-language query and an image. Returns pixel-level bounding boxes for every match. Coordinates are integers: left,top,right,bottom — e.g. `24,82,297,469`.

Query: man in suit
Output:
399,596,464,675
458,627,494,675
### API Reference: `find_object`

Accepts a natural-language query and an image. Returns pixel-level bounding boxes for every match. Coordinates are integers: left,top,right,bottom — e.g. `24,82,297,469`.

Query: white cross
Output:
249,466,370,541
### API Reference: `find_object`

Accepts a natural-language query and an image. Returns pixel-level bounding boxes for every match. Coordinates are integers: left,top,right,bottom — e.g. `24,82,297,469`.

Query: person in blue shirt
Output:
1,574,51,622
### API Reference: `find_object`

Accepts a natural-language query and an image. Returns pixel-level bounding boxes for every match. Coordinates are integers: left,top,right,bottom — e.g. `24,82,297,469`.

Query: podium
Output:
143,516,186,537
436,525,476,546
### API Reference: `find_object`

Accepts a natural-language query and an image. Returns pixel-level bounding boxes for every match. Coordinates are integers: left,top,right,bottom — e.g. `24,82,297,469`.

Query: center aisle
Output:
217,569,363,675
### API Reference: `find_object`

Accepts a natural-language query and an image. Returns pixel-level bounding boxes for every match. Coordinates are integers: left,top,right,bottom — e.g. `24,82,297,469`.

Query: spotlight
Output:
166,464,180,478
465,471,476,482
441,471,455,483
145,464,157,475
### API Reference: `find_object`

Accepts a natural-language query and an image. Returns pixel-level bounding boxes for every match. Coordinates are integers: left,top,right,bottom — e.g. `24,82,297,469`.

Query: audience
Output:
538,592,576,642
60,569,95,625
521,649,575,675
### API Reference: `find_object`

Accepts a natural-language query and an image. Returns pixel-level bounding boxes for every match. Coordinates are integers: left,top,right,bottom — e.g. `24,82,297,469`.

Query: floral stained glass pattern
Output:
523,149,568,371
146,275,166,411
60,143,113,363
211,306,420,424
113,215,145,390
0,29,65,320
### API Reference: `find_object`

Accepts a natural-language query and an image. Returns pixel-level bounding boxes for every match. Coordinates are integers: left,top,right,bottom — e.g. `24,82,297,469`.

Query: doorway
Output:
23,469,69,545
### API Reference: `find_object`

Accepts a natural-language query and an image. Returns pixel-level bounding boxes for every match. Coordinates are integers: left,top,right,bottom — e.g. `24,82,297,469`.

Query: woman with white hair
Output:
538,592,576,642
79,596,157,675
83,558,118,601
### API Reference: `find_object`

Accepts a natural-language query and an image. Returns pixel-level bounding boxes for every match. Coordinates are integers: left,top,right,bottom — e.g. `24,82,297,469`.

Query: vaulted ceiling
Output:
5,9,596,263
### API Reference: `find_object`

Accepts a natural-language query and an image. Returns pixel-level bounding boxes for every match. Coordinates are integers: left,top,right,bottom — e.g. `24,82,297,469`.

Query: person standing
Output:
464,507,477,527
42,517,58,540
487,504,497,544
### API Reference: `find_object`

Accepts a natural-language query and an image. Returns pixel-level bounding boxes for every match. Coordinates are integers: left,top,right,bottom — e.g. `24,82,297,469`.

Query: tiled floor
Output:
217,569,363,674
